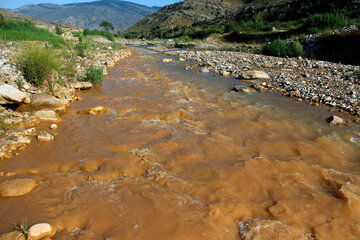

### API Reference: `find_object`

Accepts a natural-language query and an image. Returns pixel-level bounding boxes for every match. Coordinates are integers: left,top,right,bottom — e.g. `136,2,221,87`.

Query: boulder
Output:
0,178,37,197
34,110,61,122
28,223,56,240
238,71,270,80
327,115,344,125
17,93,67,112
70,81,93,90
37,131,54,142
0,84,27,104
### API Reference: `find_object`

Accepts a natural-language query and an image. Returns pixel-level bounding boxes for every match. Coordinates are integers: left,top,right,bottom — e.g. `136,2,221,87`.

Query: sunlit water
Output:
0,48,360,240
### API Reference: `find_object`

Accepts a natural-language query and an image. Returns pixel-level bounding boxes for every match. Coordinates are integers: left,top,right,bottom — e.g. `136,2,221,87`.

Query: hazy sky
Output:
0,0,182,9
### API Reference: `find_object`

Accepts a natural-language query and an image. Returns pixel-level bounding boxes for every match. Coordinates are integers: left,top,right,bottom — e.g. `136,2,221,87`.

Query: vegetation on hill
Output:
0,16,65,48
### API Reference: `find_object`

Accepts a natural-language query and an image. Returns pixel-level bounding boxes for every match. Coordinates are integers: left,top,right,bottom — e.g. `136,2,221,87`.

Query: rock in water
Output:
161,58,173,63
0,178,37,197
37,131,54,142
89,106,107,115
71,81,93,90
28,223,56,240
17,93,67,112
50,123,58,130
327,115,344,125
0,84,27,104
201,68,210,73
34,110,61,122
238,71,270,80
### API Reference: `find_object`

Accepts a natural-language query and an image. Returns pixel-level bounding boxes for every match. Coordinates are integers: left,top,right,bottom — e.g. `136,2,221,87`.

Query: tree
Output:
99,21,114,31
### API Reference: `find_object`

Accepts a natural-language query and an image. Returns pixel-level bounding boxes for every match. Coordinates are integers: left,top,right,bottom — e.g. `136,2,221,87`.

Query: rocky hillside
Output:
13,0,159,31
128,0,294,31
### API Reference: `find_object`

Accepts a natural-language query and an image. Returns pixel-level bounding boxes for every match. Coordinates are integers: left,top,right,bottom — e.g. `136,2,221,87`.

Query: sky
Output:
0,0,182,9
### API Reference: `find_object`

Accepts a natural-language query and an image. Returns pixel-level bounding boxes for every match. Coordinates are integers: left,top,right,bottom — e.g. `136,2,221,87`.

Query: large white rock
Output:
34,110,61,122
0,84,27,104
238,71,270,80
0,178,37,197
28,223,56,240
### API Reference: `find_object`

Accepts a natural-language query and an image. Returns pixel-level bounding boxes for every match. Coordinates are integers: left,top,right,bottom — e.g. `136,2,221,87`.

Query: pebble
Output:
50,123,58,130
28,223,56,240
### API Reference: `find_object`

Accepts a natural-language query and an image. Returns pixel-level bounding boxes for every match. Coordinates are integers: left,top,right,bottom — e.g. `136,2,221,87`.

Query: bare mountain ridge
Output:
13,0,160,31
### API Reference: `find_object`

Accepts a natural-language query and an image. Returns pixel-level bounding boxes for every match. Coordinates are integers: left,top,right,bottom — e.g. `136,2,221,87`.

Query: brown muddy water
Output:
1,48,360,240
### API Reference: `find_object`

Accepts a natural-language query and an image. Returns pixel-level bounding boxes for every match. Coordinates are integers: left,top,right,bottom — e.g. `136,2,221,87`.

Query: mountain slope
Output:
13,0,158,31
128,0,241,32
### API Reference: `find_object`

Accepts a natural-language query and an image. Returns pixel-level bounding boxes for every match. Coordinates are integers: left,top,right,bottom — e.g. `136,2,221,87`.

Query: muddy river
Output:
1,48,360,239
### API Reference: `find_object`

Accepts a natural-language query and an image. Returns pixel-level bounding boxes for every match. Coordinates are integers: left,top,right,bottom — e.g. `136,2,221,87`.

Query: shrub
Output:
17,44,60,87
262,39,303,57
83,29,114,41
0,14,5,27
55,24,64,35
81,66,103,86
75,41,88,57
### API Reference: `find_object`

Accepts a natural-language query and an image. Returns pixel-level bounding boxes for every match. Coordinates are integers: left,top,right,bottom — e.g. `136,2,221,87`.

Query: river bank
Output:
141,44,360,119
0,40,131,161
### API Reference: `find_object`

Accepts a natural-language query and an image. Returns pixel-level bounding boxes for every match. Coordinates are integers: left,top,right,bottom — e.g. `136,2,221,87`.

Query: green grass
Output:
301,13,354,33
262,39,303,57
83,29,114,41
0,19,65,48
80,66,103,86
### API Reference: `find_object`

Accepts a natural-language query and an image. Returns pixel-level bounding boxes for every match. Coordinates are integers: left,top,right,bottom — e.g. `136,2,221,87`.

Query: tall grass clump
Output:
83,29,114,41
302,13,351,33
80,66,103,86
0,19,65,48
262,39,303,57
17,44,60,87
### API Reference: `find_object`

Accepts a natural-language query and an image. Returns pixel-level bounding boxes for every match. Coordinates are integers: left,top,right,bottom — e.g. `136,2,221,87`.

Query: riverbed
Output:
0,47,360,240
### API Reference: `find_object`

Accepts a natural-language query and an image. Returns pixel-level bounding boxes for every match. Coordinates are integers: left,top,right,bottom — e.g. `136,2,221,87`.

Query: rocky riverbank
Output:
153,47,360,118
0,40,131,161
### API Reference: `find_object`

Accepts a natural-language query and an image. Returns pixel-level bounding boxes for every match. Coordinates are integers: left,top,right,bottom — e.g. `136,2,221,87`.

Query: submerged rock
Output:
0,178,37,197
34,110,61,122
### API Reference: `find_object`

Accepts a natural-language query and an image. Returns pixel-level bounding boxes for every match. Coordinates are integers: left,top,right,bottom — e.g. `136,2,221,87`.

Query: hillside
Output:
13,0,158,31
128,0,294,32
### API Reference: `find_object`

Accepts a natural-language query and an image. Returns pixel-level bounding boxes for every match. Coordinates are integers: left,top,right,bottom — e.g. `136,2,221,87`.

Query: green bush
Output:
55,24,64,35
75,41,88,57
0,19,65,48
262,39,303,57
0,14,5,27
81,66,103,86
17,44,60,87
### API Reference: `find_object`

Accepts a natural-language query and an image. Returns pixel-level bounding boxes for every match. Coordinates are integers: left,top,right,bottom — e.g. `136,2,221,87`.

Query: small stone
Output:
4,117,22,125
50,124,58,130
201,68,210,73
290,90,301,98
222,71,230,76
34,110,61,122
161,58,173,63
0,178,37,197
23,97,31,104
327,115,344,125
179,58,185,61
28,223,56,240
37,131,54,142
17,136,31,144
238,71,270,80
89,106,107,115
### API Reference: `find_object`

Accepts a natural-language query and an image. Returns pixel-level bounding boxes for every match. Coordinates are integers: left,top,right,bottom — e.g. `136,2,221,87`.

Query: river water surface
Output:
1,48,360,239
